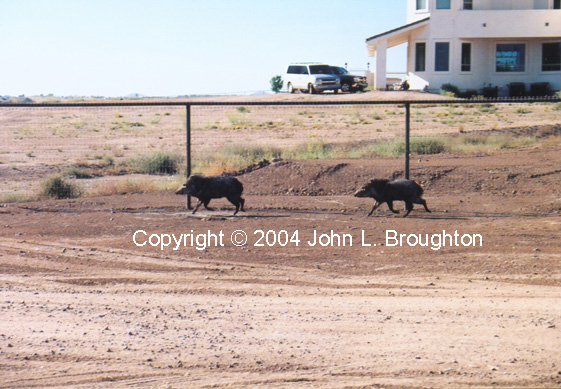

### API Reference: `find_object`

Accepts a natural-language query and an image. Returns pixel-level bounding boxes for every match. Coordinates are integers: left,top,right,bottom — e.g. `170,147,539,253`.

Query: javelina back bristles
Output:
176,175,245,216
354,178,430,217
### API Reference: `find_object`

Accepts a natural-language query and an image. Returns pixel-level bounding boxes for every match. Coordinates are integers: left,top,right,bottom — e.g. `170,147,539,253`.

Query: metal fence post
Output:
186,104,192,209
404,102,410,180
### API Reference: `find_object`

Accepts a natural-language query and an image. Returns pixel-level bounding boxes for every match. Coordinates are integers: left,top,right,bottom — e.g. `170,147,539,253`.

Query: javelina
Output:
176,175,245,216
354,178,430,217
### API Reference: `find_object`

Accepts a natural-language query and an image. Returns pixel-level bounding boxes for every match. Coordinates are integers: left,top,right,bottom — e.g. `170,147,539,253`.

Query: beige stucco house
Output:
366,0,561,95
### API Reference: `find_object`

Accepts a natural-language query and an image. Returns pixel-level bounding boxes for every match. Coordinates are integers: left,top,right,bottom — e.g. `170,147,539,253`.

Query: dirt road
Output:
2,146,561,388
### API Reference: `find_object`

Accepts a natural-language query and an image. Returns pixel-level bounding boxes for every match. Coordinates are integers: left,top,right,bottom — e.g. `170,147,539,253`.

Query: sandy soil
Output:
1,142,561,387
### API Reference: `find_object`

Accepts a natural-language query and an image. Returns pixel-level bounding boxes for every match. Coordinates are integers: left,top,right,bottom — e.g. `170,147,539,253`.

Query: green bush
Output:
130,151,183,175
41,176,80,199
410,138,446,154
459,89,478,99
270,75,283,93
440,83,461,97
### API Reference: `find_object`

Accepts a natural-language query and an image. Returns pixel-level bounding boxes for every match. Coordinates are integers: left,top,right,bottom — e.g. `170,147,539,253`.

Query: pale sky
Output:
0,0,407,97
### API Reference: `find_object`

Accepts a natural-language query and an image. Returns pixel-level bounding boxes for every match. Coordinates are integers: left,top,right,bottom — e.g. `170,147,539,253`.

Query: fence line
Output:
2,97,560,209
1,97,560,108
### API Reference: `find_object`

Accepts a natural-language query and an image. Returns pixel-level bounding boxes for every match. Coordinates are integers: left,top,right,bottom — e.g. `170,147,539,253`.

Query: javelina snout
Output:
354,178,430,217
176,175,245,216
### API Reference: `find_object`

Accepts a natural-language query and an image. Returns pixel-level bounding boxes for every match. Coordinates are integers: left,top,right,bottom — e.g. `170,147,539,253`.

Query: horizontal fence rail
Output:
1,97,560,108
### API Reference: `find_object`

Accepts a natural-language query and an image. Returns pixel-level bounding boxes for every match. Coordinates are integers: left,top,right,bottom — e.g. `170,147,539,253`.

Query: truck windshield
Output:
332,67,348,75
309,65,333,75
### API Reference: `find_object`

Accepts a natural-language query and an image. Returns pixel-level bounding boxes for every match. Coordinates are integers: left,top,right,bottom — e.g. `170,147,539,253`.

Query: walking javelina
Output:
176,175,245,216
354,178,430,217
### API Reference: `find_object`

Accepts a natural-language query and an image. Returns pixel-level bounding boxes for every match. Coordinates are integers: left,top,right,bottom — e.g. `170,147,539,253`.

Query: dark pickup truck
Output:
329,66,368,93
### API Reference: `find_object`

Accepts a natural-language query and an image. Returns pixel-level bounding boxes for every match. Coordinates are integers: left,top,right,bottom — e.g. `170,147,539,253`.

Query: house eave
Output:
366,17,430,55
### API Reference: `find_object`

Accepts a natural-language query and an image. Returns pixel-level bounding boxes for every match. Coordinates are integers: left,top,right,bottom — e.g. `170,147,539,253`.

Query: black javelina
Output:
354,178,430,217
176,175,245,216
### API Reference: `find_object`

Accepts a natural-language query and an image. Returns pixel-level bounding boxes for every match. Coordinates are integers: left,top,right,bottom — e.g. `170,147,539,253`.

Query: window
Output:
496,44,525,72
542,43,561,71
461,43,471,72
436,0,451,9
415,42,426,72
554,0,561,9
463,0,473,9
435,42,450,72
416,0,427,11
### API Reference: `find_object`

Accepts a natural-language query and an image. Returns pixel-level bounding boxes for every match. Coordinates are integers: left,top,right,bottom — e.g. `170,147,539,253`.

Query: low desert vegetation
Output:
194,130,548,175
92,177,159,196
40,175,81,199
2,99,559,204
348,133,539,158
0,191,37,203
129,151,183,175
195,144,282,176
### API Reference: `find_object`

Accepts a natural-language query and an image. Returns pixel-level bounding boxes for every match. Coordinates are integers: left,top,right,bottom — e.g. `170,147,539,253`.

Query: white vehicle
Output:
284,63,340,94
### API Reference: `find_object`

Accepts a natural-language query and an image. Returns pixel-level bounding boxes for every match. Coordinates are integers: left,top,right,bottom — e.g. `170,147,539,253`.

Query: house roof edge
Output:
366,17,431,43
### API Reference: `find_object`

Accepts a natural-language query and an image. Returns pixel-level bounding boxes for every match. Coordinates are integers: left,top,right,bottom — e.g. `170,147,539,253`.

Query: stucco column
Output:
375,38,387,90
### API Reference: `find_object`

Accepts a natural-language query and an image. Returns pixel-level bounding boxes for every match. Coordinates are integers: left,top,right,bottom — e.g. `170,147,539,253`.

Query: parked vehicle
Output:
284,63,340,94
329,66,368,93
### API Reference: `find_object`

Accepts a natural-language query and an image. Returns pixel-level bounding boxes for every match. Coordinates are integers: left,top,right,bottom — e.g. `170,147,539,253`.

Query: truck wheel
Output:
308,84,316,94
341,83,351,93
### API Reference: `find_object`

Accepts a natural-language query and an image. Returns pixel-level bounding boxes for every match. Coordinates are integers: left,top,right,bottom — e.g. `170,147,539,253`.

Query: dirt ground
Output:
1,141,561,387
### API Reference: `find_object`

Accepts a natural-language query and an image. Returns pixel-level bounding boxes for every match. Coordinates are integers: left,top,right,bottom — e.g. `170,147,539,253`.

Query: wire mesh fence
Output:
1,97,560,204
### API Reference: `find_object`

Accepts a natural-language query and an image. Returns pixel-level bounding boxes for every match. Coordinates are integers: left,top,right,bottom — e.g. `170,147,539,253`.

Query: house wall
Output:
408,0,555,21
409,37,561,93
403,0,561,93
474,0,549,10
455,10,561,38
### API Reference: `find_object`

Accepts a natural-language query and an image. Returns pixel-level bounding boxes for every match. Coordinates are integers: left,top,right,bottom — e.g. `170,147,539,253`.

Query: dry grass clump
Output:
91,177,158,196
194,145,281,176
90,176,185,196
0,192,38,203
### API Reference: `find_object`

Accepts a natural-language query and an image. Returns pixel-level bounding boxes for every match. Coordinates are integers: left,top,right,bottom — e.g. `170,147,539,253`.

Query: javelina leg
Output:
239,197,245,212
403,202,413,217
416,198,431,213
387,201,400,214
367,201,381,216
192,200,203,215
203,200,214,211
227,196,244,216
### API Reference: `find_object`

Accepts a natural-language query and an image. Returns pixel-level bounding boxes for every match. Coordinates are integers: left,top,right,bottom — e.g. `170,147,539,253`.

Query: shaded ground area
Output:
1,146,561,388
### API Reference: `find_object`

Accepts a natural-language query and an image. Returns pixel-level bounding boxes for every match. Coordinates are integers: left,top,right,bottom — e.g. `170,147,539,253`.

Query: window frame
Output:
435,41,451,72
554,0,561,9
415,42,427,72
461,42,472,72
542,42,561,72
416,0,428,12
495,43,527,73
436,0,451,9
463,0,473,10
